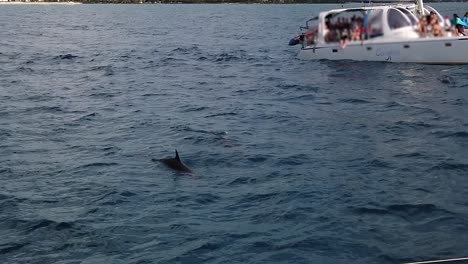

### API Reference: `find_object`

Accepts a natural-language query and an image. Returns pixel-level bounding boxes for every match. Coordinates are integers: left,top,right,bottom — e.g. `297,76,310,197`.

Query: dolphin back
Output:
155,150,192,173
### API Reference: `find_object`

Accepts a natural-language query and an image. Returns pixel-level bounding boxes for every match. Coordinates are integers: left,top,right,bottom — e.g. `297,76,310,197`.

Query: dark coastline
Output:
1,0,460,4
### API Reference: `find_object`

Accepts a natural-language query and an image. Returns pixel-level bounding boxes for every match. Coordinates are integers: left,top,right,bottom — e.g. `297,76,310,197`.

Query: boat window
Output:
397,7,418,25
387,8,412,30
368,10,384,38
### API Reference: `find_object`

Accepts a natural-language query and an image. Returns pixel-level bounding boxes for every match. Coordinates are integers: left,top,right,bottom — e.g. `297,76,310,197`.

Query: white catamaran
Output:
290,0,468,64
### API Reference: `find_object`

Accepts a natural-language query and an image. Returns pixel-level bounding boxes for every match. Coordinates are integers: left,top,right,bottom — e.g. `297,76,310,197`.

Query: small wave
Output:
171,46,202,55
167,241,221,263
75,112,99,121
100,199,127,206
0,243,27,255
218,75,236,79
101,146,121,156
413,187,432,193
451,98,466,106
181,106,209,113
437,75,454,84
169,223,190,231
205,112,237,118
411,216,467,232
352,203,453,220
284,94,316,101
0,198,24,211
394,120,434,129
194,193,220,205
54,54,78,60
367,159,393,168
228,177,256,186
55,222,74,231
0,193,10,200
353,207,389,215
247,155,269,163
338,98,372,104
393,152,424,158
248,241,276,252
173,125,227,137
69,25,89,30
160,57,186,64
25,94,55,102
22,219,75,234
101,145,120,152
276,154,309,166
0,167,12,174
376,254,407,264
78,162,119,169
276,237,329,251
236,192,279,205
86,208,99,214
383,101,404,108
183,134,223,145
213,53,242,62
428,162,468,171
92,190,133,206
89,92,116,98
278,84,319,92
27,219,56,232
227,232,264,240
387,204,443,216
201,50,269,64
120,191,136,197
16,67,34,73
432,131,468,139
142,93,168,97
3,52,21,60
90,65,114,76
24,106,64,113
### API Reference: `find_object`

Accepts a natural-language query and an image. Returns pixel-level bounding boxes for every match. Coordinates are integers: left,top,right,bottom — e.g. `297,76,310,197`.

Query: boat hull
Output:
297,37,468,64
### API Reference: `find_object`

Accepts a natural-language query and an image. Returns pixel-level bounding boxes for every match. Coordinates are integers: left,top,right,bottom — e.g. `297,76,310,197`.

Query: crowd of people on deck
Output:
294,15,368,48
418,12,468,37
289,10,468,48
324,16,366,48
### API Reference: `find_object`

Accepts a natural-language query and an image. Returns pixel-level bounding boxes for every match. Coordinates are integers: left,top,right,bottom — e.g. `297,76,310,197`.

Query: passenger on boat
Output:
463,12,468,29
338,18,350,48
429,12,444,37
451,14,459,27
340,32,348,48
462,12,468,34
350,15,357,32
305,26,318,46
288,34,303,46
452,14,467,36
324,20,338,43
418,16,429,37
351,18,364,41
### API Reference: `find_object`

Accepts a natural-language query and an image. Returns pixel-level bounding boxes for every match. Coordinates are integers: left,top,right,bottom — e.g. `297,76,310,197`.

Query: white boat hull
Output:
297,37,468,64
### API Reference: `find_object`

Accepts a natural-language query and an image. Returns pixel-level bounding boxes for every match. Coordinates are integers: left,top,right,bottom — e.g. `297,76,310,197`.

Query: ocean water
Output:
1,3,468,264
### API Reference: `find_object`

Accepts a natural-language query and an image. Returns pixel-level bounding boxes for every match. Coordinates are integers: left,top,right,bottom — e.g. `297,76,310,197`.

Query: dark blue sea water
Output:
1,3,468,264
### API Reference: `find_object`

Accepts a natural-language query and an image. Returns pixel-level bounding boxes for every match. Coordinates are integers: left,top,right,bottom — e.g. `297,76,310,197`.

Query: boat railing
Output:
300,16,318,31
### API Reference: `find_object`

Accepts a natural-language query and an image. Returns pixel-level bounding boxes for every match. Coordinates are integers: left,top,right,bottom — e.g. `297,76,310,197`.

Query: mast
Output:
415,0,424,18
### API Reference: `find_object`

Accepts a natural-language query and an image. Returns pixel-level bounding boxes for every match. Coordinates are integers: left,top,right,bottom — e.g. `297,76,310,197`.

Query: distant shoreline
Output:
0,1,81,4
0,0,456,4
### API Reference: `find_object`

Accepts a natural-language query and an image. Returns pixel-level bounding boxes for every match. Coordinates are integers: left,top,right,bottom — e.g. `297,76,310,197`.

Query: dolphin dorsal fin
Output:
175,149,180,162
